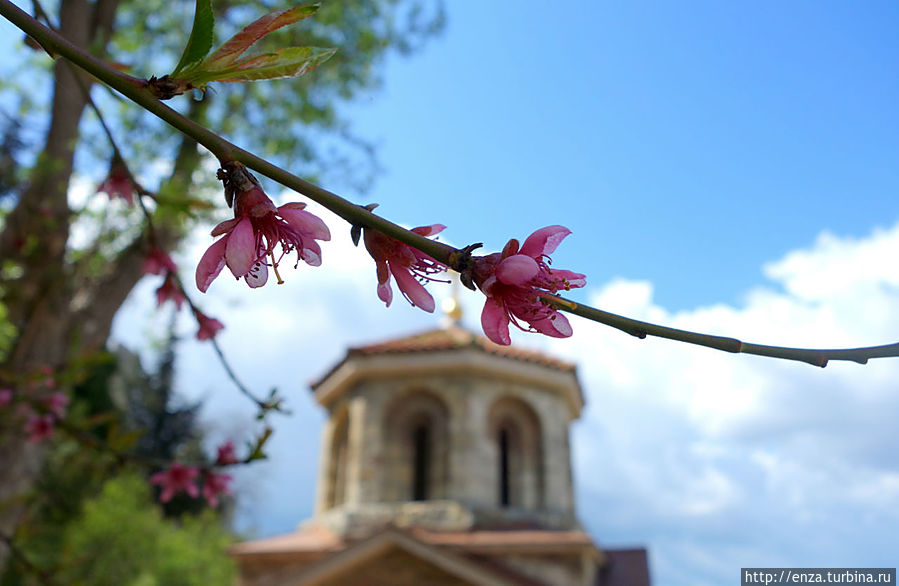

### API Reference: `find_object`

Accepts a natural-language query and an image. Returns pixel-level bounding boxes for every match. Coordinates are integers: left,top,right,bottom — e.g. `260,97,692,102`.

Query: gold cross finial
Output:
440,271,463,327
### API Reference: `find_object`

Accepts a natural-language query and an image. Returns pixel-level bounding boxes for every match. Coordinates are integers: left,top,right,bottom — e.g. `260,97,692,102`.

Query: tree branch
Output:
3,0,898,369
545,294,899,368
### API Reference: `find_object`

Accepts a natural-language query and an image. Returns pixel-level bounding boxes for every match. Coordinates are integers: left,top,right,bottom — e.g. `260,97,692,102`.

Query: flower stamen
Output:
270,251,285,285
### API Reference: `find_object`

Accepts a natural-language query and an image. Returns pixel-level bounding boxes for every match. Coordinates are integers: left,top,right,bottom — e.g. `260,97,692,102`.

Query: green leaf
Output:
203,3,321,70
190,47,337,84
171,0,215,76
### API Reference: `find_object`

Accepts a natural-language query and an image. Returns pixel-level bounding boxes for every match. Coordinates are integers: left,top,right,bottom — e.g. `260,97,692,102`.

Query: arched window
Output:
488,397,543,510
498,426,511,507
383,391,450,502
412,423,430,501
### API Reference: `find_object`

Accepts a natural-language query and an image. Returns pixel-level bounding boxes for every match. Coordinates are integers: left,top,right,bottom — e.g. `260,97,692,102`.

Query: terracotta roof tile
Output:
228,526,343,556
348,325,576,371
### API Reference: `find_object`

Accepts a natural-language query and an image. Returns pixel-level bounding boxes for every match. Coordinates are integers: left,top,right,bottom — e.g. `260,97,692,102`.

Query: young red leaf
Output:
190,46,336,84
202,3,321,71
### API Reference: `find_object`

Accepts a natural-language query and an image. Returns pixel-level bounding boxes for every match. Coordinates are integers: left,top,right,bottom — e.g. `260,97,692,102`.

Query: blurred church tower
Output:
230,294,650,585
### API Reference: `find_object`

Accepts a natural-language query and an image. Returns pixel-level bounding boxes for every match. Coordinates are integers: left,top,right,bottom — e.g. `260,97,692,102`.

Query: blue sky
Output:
345,0,898,310
3,1,899,585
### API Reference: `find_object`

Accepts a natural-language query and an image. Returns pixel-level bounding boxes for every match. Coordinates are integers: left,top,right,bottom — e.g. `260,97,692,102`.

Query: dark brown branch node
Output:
145,75,192,100
452,242,483,291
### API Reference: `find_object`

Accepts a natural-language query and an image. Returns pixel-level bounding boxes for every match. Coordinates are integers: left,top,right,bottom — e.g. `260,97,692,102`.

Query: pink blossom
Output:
143,248,177,276
25,414,55,443
151,463,200,503
30,365,57,390
97,164,134,205
471,225,585,345
44,392,69,419
0,388,12,409
195,185,330,292
363,225,447,312
195,311,224,340
202,471,233,508
215,441,239,466
155,274,185,310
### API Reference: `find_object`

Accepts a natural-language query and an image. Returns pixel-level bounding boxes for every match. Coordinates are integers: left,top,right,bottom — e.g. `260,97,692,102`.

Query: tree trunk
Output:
0,0,120,569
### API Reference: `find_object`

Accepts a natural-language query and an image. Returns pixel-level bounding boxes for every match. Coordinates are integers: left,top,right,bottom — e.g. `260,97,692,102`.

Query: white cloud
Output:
551,220,899,584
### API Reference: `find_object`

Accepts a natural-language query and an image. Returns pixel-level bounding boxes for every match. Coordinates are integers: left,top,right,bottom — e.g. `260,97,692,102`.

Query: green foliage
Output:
171,0,215,76
202,4,322,70
58,473,235,586
0,298,15,362
106,0,445,189
193,45,336,84
0,336,225,585
170,1,335,89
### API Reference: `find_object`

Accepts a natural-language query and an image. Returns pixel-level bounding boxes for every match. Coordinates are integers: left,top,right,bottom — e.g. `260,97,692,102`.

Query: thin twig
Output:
545,294,899,368
181,292,270,409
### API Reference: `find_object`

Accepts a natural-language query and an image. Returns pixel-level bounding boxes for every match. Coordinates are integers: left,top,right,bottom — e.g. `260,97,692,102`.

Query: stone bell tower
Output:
230,323,651,586
312,324,583,537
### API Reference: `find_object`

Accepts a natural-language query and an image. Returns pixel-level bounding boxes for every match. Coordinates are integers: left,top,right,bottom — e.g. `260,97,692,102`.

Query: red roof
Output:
311,325,575,391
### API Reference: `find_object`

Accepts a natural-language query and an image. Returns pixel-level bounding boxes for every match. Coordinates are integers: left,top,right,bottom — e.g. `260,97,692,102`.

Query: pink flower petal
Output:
549,268,587,289
142,249,177,276
377,281,393,306
391,264,435,312
302,241,322,267
196,237,228,293
495,254,539,286
519,225,571,258
158,485,175,503
196,314,224,340
216,441,238,466
279,207,331,241
211,217,241,237
225,217,256,278
500,238,520,259
411,224,446,237
481,298,512,345
530,312,573,338
480,275,498,296
375,260,393,306
244,261,269,288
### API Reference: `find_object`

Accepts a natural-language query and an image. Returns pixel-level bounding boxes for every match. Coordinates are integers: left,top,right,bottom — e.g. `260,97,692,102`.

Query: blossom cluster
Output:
360,224,585,346
97,161,135,206
191,173,586,345
196,170,330,292
150,441,239,508
363,224,447,313
141,246,223,341
0,367,69,443
470,225,586,345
